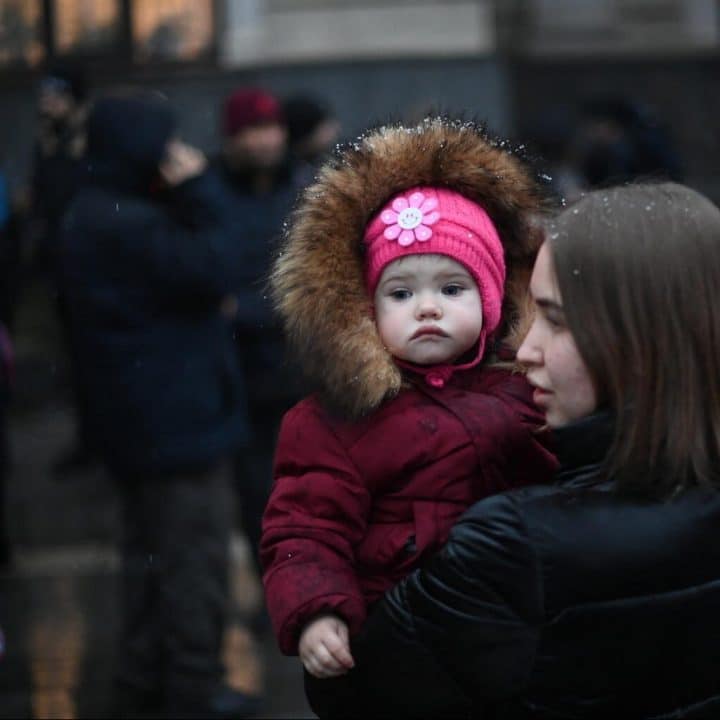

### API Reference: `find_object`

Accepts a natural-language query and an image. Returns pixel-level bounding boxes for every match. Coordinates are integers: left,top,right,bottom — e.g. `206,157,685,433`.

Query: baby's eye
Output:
390,289,411,301
442,284,464,296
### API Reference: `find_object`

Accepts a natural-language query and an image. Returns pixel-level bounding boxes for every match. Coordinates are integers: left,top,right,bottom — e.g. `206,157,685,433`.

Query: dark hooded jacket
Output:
31,66,88,274
59,95,250,475
210,154,301,404
339,411,720,719
261,120,559,654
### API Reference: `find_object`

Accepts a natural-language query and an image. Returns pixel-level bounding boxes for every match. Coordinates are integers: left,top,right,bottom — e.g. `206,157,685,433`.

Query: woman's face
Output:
517,243,597,428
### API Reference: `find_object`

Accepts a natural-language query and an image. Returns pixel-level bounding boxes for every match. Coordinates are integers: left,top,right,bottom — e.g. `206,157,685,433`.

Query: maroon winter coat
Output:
261,366,557,654
263,120,558,656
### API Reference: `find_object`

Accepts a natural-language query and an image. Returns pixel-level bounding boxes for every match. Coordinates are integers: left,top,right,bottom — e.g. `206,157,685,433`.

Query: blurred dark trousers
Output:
116,463,232,708
0,393,8,561
234,335,304,575
56,290,96,454
234,399,288,577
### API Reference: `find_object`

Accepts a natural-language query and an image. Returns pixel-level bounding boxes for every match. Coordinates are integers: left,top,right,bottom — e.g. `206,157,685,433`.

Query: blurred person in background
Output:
0,168,13,569
570,96,683,189
283,93,341,185
31,62,88,271
29,61,97,476
59,91,260,718
525,108,585,205
213,86,303,599
0,171,25,333
0,320,12,570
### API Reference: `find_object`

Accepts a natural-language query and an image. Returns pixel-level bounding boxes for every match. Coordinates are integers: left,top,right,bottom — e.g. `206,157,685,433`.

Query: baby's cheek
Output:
375,310,400,346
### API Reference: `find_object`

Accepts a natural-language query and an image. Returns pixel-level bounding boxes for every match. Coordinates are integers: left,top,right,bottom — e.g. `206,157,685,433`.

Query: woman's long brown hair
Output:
548,183,720,497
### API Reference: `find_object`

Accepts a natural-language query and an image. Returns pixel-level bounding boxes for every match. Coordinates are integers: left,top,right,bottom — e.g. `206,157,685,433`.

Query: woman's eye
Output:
390,289,411,300
545,313,565,329
443,284,464,296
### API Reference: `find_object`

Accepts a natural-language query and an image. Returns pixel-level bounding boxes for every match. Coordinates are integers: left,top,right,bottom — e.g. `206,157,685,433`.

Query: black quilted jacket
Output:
325,413,720,719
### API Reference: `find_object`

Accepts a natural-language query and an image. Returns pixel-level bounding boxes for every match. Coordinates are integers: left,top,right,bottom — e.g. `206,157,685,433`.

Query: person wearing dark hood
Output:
59,91,260,718
0,170,15,568
283,93,341,186
571,96,683,189
31,62,88,269
29,62,97,475
212,86,303,590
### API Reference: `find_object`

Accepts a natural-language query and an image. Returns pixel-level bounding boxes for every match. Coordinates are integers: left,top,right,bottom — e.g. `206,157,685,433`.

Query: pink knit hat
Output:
364,187,506,338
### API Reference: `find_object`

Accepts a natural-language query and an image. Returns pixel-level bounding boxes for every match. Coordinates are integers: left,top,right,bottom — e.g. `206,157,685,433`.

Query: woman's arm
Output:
358,491,544,710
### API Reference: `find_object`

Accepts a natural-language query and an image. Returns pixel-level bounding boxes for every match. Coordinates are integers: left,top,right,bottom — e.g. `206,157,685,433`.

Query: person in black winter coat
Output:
283,93,340,186
31,63,88,274
212,87,303,580
572,97,683,189
59,92,259,717
309,182,720,720
30,63,96,473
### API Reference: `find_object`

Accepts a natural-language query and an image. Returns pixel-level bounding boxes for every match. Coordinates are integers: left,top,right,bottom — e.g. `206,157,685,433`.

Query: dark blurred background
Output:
0,1,718,718
1,1,719,200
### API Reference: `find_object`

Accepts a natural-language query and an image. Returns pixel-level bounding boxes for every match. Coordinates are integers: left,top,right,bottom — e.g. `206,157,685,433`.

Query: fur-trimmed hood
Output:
271,118,548,419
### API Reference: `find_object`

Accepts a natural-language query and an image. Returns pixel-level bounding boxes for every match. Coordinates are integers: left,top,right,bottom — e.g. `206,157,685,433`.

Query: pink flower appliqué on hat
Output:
380,191,441,247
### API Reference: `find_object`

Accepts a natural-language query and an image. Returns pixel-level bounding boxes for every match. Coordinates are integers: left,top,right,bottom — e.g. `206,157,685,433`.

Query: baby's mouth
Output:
411,326,448,340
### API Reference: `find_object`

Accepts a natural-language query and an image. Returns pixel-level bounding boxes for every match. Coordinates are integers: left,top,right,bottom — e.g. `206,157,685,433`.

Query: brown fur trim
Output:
272,119,550,418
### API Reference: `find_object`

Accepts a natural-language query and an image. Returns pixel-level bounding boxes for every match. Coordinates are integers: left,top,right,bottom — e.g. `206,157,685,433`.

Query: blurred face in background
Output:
38,81,75,121
297,118,341,163
224,121,288,171
517,243,597,428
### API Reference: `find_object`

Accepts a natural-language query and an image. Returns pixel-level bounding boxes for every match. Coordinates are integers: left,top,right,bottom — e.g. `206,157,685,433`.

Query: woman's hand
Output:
299,614,355,679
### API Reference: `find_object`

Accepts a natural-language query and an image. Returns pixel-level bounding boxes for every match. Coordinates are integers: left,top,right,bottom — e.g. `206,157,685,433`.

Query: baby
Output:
260,120,558,684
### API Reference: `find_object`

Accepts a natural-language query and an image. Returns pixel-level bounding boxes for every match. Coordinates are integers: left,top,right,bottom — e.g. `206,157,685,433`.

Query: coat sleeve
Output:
141,172,258,301
357,492,543,709
260,402,370,655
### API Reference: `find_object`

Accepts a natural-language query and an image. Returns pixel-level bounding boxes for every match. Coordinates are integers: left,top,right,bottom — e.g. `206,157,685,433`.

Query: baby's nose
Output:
417,299,442,319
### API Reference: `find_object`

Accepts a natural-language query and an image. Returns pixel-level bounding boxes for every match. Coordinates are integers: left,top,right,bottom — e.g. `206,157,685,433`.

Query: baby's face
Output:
373,254,483,366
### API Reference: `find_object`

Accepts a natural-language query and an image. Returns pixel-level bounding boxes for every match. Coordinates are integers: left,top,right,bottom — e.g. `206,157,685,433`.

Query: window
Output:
0,0,218,70
0,0,44,67
131,0,214,62
54,0,122,55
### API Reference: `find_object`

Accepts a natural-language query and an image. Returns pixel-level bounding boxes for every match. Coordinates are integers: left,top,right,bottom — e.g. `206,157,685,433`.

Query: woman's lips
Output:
532,387,552,406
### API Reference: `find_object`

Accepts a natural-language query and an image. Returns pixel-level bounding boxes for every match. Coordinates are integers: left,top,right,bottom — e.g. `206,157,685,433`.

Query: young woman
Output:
329,182,720,719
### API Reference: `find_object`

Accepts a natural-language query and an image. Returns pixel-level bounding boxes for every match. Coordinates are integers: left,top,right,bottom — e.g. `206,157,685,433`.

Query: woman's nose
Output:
517,322,542,365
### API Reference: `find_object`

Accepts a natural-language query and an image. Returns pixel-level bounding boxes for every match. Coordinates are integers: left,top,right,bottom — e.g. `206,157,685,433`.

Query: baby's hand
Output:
299,614,355,679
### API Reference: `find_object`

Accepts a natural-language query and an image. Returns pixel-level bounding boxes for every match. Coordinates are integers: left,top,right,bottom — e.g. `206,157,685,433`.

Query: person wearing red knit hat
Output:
212,86,304,641
260,118,559,717
221,86,288,190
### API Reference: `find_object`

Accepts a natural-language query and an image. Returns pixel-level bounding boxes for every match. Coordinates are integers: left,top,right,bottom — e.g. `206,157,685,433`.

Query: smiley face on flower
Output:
380,191,441,246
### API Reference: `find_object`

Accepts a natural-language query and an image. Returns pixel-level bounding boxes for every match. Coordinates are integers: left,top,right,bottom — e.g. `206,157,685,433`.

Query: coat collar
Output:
553,411,615,488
